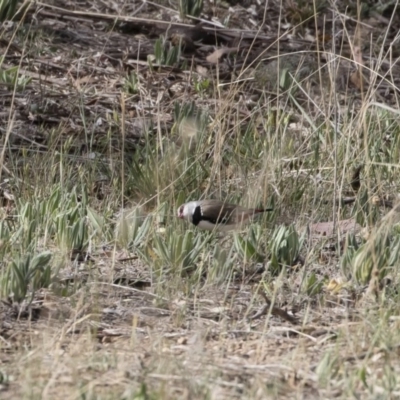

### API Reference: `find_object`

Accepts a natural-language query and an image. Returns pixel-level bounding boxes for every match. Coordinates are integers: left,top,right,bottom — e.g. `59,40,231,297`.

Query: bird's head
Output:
177,202,197,221
177,203,186,219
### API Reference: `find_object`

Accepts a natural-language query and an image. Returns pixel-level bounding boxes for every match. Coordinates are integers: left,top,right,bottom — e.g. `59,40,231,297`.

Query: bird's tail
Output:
255,207,273,213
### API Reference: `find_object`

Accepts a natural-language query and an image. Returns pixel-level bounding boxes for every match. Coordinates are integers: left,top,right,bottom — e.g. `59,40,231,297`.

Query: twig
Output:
250,292,298,324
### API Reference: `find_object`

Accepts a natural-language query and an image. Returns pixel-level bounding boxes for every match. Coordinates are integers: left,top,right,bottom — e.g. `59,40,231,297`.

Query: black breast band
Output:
192,205,203,226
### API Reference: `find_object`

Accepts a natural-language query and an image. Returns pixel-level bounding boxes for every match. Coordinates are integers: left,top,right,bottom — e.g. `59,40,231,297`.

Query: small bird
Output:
177,200,273,231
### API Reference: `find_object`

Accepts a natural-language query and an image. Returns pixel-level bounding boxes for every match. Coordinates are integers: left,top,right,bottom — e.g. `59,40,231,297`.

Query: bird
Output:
177,200,273,231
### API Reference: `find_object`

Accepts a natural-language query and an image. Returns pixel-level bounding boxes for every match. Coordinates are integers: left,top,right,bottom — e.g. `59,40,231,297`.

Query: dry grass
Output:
1,0,400,399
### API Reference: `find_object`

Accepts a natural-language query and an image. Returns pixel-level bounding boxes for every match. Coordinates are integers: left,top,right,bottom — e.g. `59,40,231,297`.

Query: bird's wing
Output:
200,201,238,225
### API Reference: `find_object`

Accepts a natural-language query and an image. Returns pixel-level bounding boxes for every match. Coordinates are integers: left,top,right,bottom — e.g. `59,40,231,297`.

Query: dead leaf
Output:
206,47,237,64
309,218,362,237
196,65,208,77
353,45,363,66
325,278,346,293
350,45,366,90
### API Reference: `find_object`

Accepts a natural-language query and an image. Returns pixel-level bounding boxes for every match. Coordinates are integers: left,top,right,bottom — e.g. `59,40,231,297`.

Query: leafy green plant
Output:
0,220,11,257
179,0,203,18
340,233,361,280
3,251,53,304
141,229,208,276
302,271,324,296
173,101,198,122
0,369,10,387
124,71,139,94
0,185,101,304
315,351,339,386
55,209,88,253
209,243,236,277
194,76,210,94
115,209,152,250
13,185,107,255
151,36,181,67
131,382,158,400
0,0,22,21
234,233,265,263
268,225,302,274
341,231,395,285
0,58,32,91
